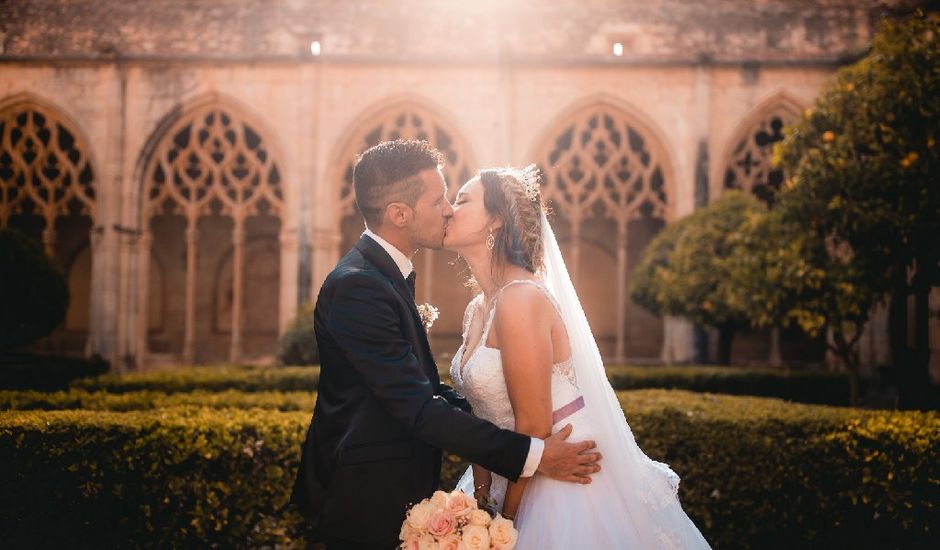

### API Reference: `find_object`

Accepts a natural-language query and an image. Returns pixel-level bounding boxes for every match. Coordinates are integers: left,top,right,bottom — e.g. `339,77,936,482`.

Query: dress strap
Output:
461,293,484,340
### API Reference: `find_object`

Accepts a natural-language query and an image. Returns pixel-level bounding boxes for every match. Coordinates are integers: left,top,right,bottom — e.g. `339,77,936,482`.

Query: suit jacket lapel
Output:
354,236,436,367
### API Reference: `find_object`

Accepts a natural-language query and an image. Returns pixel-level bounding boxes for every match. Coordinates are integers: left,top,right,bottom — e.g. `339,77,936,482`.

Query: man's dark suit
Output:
291,235,532,549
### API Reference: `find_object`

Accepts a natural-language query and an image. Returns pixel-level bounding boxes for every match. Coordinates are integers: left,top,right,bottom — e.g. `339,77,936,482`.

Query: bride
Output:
442,165,711,549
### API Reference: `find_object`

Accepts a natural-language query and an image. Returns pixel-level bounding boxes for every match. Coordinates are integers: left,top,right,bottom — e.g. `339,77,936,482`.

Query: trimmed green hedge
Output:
0,406,309,549
605,365,857,405
0,388,317,412
71,364,854,405
619,391,940,549
72,365,319,394
2,390,938,549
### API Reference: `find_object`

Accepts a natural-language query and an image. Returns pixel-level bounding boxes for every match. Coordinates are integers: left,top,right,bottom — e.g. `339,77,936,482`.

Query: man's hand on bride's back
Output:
537,424,602,483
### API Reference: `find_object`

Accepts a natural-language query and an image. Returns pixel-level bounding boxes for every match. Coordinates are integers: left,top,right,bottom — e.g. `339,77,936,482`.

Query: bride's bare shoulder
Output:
493,281,554,321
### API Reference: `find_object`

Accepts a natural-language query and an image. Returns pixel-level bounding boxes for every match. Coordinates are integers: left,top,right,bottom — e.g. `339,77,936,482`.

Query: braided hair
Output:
479,164,547,276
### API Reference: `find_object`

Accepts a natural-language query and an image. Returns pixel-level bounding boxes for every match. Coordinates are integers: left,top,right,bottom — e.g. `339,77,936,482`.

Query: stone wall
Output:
1,0,920,61
0,0,934,374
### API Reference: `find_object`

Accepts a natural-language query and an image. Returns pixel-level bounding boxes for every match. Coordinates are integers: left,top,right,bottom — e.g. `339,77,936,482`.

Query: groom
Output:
291,140,601,550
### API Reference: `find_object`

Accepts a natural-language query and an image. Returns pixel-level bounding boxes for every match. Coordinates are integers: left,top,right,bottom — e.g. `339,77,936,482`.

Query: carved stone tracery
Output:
537,104,671,360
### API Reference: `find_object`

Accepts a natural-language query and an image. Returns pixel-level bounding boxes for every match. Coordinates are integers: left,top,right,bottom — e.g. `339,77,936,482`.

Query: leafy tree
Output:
774,11,940,408
724,209,879,404
0,228,70,350
631,191,765,364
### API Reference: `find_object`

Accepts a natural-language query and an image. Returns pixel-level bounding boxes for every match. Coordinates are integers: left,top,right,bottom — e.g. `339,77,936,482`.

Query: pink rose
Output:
461,524,490,550
446,490,477,517
488,515,518,550
401,537,420,550
427,509,456,538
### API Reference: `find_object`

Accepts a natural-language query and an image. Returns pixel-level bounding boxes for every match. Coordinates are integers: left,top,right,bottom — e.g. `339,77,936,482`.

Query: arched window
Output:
722,103,800,206
535,103,672,360
0,98,96,353
142,100,284,363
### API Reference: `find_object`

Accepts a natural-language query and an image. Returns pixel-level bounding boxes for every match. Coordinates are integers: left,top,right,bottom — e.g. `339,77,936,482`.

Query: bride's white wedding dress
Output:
450,213,711,549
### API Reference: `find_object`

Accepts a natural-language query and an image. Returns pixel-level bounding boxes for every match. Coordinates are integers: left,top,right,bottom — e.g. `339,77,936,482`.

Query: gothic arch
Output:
330,96,478,223
0,93,98,354
716,91,806,206
527,94,678,223
138,94,286,363
329,97,479,348
530,97,675,360
134,92,289,226
0,93,97,252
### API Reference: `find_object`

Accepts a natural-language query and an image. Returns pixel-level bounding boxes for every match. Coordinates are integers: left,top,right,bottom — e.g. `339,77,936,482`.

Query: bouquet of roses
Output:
399,489,518,550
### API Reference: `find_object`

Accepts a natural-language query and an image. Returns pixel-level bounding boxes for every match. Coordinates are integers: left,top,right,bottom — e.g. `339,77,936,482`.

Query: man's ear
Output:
385,202,413,228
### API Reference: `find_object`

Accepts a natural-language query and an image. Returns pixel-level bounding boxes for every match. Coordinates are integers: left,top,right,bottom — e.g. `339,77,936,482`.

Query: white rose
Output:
461,524,490,550
437,534,462,550
430,490,449,509
407,501,435,531
467,509,491,527
489,515,518,550
417,533,439,550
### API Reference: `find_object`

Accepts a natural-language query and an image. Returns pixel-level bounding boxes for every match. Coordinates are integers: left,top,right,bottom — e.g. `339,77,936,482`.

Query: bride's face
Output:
442,176,498,252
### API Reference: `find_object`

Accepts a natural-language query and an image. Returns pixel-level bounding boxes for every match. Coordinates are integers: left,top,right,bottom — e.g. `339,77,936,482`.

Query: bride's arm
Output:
471,464,493,501
492,285,555,519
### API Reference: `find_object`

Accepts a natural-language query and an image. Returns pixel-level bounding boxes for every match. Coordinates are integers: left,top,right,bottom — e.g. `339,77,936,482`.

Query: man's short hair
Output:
352,140,445,228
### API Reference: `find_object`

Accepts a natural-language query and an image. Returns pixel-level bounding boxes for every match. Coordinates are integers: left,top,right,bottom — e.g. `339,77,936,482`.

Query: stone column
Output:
85,225,112,360
182,222,199,364
279,226,300,335
661,316,696,364
569,220,581,287
615,222,628,362
310,226,342,303
136,230,153,369
229,219,245,363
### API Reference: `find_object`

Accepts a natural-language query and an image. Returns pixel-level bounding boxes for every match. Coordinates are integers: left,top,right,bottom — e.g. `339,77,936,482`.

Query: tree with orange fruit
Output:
774,10,940,409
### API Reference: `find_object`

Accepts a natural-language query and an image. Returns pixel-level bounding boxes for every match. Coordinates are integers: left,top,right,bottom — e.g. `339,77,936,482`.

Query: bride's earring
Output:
485,228,495,251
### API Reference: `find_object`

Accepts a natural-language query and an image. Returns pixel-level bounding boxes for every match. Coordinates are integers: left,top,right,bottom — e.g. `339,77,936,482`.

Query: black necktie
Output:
405,270,417,298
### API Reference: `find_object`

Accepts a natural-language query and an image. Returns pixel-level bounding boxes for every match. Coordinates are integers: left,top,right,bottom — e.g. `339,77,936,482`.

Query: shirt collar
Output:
362,228,414,279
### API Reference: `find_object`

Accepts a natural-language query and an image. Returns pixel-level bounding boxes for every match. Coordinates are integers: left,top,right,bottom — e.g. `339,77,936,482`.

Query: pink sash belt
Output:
552,396,585,424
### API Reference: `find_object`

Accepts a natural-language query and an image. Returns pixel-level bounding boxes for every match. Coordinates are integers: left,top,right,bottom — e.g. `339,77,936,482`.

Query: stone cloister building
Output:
1,0,935,375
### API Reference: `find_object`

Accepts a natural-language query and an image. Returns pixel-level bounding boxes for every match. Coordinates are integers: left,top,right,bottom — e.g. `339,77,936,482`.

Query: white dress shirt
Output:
360,228,544,477
362,228,413,279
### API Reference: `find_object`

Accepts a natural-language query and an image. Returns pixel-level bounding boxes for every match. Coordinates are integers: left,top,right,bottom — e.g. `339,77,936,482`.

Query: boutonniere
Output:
416,303,440,332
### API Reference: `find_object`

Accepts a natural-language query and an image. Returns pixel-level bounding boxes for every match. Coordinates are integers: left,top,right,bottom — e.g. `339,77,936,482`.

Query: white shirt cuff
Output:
520,437,545,478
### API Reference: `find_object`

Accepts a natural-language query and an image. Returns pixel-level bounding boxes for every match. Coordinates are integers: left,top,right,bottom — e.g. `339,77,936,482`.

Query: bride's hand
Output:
472,464,492,498
537,424,602,483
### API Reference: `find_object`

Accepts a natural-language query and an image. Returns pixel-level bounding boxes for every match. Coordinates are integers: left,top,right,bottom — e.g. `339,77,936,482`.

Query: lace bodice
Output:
449,280,582,508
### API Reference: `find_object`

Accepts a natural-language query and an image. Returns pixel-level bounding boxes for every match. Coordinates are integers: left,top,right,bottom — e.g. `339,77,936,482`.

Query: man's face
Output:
408,168,454,250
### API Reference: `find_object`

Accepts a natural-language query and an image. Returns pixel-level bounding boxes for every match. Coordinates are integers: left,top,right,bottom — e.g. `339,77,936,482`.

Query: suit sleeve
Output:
326,273,529,481
437,382,472,414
